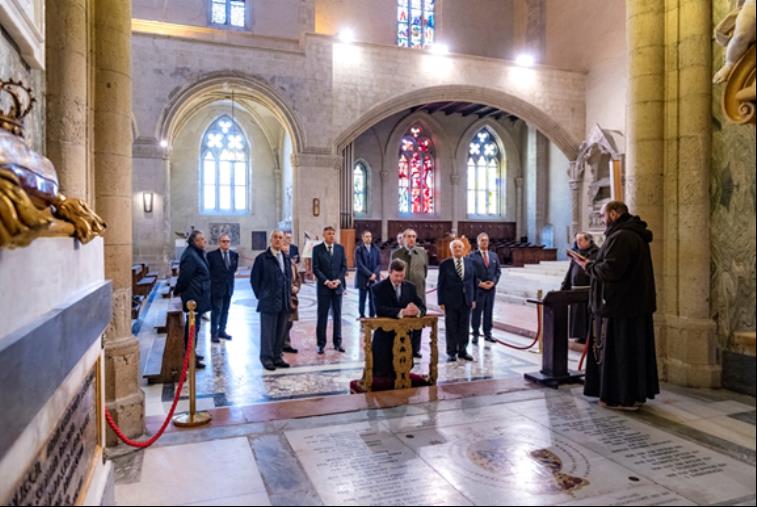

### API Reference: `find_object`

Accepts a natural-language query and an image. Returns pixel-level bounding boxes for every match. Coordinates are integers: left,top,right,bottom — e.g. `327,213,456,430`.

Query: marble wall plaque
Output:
7,371,98,506
209,223,241,246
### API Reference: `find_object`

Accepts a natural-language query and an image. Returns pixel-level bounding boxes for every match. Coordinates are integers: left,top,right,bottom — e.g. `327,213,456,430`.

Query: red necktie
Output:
483,251,489,268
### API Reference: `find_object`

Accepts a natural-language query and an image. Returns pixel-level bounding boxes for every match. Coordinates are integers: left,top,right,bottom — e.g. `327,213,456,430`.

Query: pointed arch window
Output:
397,0,435,48
200,116,249,214
398,124,435,214
467,127,503,216
353,161,368,216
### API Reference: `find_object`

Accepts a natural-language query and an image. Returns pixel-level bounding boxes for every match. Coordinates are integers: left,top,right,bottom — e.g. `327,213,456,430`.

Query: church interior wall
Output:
547,138,571,258
169,103,281,266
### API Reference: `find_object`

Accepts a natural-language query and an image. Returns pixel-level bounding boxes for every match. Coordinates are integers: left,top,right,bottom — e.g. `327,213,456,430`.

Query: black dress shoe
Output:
196,354,205,361
335,346,346,353
195,360,206,369
219,333,232,340
447,355,457,362
471,337,479,345
484,336,496,343
274,360,290,368
211,336,221,344
413,352,422,359
317,346,325,355
262,362,276,371
459,353,475,361
283,346,299,353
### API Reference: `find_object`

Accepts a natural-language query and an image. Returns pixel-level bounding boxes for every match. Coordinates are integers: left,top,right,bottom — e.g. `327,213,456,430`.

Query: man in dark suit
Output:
285,232,300,264
250,230,292,371
355,230,381,318
206,234,239,343
174,230,211,369
438,239,477,362
469,232,501,344
371,259,427,379
312,226,347,354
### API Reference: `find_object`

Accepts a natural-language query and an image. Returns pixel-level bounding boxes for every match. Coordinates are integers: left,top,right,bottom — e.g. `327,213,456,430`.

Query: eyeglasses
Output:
220,240,231,243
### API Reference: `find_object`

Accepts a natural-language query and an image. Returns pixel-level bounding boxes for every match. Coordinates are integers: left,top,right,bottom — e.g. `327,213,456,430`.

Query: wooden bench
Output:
145,302,186,384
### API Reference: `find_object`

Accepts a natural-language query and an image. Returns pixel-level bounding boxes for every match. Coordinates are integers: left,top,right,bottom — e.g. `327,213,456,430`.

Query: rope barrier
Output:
104,319,194,448
493,301,542,351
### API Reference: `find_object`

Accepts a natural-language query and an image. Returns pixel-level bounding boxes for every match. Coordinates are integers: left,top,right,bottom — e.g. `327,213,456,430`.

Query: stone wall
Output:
711,0,757,351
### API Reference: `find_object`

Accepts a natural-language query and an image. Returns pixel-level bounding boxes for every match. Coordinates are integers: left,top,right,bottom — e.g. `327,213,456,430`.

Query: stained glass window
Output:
398,125,434,214
201,116,249,214
397,0,435,48
210,0,247,28
467,127,503,216
353,162,368,216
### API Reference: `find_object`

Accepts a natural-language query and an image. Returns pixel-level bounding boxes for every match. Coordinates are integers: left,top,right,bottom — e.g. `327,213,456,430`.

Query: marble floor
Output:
136,273,558,418
114,381,756,506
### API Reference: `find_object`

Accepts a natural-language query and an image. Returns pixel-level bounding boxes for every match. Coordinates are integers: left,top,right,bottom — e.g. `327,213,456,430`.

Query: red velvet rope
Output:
104,320,195,448
494,302,542,351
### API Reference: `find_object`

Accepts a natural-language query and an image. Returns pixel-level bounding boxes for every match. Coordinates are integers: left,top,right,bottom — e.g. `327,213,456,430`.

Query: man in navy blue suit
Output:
438,239,477,362
469,232,501,344
250,230,292,371
206,234,239,343
312,226,347,354
355,230,381,318
371,259,426,379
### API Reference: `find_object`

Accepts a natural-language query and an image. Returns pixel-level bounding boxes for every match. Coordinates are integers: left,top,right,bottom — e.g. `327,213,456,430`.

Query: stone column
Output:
626,0,719,387
515,177,524,240
450,173,460,234
45,0,89,200
525,126,548,243
567,161,582,241
380,169,389,241
291,151,342,247
662,0,719,386
94,0,144,443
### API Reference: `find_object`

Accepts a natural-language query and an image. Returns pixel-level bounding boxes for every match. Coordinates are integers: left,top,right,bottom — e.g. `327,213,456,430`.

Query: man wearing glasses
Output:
207,233,239,343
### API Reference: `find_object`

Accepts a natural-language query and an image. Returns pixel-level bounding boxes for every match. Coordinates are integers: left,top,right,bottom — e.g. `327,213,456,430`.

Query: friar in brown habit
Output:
569,201,660,411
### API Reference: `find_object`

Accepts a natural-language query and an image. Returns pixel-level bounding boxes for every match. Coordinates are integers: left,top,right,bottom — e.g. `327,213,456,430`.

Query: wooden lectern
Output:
525,288,589,387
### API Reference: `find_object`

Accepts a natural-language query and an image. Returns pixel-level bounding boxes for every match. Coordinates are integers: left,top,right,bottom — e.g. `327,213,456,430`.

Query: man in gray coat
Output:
391,228,428,358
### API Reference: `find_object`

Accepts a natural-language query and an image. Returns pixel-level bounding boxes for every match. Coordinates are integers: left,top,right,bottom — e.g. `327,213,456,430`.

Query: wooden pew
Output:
145,302,186,384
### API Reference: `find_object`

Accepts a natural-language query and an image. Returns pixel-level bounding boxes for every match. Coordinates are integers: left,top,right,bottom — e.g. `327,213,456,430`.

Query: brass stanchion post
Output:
173,301,212,428
537,289,544,354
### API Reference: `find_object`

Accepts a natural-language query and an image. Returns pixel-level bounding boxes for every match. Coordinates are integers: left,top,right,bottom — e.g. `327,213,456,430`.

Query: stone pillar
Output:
94,0,144,443
515,177,524,240
626,0,719,386
567,161,583,241
525,126,548,243
662,0,719,386
450,173,460,234
291,152,342,247
45,0,89,200
380,169,389,241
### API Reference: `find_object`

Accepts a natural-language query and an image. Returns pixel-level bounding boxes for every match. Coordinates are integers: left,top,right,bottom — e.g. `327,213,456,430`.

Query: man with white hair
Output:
391,228,429,358
437,239,477,362
250,230,292,371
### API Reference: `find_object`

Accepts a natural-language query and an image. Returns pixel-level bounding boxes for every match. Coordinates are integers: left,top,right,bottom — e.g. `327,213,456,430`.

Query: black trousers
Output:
183,315,202,351
317,292,343,348
260,310,288,365
210,291,232,337
358,286,376,318
445,304,471,357
471,289,495,338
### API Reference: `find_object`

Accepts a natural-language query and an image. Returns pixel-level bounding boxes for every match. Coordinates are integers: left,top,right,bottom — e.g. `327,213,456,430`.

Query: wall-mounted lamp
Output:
143,192,154,213
312,198,320,217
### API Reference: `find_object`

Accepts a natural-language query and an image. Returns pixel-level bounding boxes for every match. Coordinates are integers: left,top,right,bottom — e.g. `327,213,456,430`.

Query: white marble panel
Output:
556,484,696,506
285,421,472,506
115,437,269,506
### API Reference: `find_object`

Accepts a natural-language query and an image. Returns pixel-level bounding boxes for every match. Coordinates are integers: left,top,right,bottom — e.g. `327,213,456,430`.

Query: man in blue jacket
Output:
250,230,292,371
312,226,347,354
206,234,239,343
438,239,477,362
355,230,381,318
174,230,211,369
469,233,501,344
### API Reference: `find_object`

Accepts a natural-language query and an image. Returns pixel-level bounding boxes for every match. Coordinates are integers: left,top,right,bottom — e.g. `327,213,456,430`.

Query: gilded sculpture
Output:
714,0,757,124
0,79,105,249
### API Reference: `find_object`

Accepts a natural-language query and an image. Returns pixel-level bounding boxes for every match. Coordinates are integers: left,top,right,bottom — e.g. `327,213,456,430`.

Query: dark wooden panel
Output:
353,219,382,242
511,247,557,267
457,221,516,243
388,220,453,243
